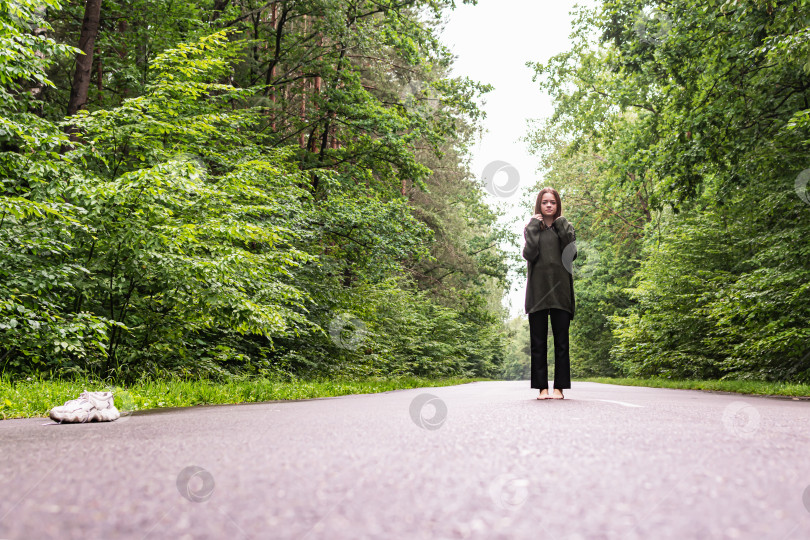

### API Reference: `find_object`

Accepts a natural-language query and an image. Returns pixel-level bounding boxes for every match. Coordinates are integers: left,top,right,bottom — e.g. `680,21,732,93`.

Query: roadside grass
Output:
0,374,488,420
6,375,808,420
579,377,810,398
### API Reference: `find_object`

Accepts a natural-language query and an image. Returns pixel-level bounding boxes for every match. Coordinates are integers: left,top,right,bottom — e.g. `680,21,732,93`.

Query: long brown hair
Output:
533,188,562,220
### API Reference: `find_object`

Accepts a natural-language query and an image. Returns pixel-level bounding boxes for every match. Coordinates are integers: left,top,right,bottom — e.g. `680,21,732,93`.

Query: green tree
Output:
524,0,810,381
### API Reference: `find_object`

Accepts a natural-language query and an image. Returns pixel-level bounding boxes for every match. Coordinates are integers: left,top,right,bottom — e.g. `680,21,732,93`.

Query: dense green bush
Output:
521,0,810,383
2,2,509,383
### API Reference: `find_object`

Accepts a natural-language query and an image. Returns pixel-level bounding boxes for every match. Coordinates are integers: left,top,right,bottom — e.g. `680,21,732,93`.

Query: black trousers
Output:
528,308,571,390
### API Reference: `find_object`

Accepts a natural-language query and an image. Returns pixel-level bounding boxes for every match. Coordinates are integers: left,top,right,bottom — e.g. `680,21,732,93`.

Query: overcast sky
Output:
438,0,596,319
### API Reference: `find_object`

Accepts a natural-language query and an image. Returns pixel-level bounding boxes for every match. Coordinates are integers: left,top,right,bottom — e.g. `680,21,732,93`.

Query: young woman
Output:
522,187,577,400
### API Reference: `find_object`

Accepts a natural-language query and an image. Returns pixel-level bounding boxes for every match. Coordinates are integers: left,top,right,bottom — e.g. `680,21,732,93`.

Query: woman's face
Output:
540,193,557,217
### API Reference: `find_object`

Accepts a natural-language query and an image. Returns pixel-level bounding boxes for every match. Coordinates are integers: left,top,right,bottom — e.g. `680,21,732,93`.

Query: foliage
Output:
523,0,810,382
1,0,106,372
1,0,509,383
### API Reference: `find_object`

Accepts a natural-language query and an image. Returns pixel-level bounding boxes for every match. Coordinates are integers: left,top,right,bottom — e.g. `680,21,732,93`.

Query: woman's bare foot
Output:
551,389,564,400
537,389,550,400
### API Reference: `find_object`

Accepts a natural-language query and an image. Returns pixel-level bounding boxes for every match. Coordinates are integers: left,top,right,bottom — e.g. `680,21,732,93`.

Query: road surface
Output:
1,381,809,539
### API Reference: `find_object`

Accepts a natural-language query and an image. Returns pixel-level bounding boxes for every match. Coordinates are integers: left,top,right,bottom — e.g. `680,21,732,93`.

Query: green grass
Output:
6,375,807,420
0,374,489,420
578,377,810,398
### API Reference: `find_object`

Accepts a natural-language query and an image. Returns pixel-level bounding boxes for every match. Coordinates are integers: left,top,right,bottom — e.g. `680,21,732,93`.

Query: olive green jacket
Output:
522,216,577,319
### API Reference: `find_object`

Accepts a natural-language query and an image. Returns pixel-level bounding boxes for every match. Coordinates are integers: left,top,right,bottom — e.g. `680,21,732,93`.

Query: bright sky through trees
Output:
440,0,595,318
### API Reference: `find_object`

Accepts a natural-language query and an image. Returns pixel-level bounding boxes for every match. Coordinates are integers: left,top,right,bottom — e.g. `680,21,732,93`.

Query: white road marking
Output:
583,398,644,408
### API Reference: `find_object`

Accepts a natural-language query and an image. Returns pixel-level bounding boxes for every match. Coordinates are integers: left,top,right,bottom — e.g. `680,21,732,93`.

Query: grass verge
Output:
0,375,488,420
578,377,810,398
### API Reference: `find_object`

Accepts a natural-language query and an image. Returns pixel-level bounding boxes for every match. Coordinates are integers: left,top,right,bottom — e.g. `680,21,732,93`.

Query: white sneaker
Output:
49,391,121,423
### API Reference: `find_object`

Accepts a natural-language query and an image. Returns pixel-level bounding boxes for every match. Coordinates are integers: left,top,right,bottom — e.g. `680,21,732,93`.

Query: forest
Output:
1,0,510,382
515,0,810,382
1,0,809,385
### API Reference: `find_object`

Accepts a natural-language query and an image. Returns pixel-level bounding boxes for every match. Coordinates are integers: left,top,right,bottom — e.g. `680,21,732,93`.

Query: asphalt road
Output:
1,381,810,540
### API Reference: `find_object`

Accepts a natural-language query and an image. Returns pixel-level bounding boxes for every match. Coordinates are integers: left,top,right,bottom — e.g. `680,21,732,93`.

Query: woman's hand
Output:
525,213,543,227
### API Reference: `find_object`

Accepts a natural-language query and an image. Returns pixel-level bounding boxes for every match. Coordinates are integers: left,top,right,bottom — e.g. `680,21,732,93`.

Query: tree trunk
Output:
66,0,102,117
269,3,278,130
299,14,308,148
210,0,230,21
